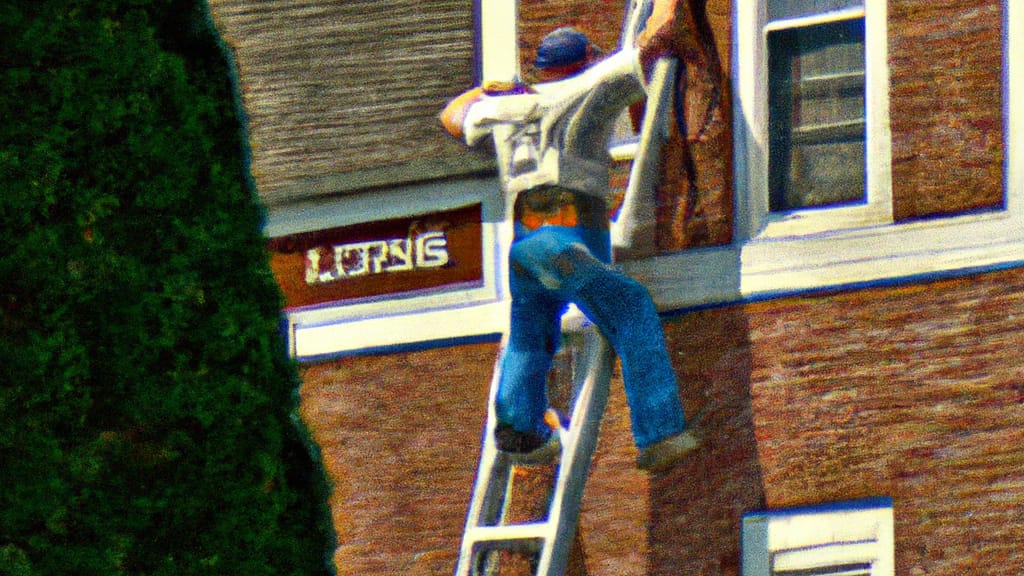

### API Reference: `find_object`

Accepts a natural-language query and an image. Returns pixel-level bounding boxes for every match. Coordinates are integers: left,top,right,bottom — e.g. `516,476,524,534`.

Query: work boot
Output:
494,424,562,465
636,429,699,472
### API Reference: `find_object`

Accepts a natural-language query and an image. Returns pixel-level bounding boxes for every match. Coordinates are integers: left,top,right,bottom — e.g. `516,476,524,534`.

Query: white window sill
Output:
756,202,892,240
623,206,1024,311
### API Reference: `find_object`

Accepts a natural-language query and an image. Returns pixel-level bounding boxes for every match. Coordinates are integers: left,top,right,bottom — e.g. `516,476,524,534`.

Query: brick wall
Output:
298,344,494,575
296,307,765,576
889,0,1004,220
300,266,1024,575
747,266,1024,575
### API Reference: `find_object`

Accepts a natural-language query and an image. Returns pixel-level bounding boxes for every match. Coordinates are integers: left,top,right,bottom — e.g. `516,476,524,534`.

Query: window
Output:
735,0,892,239
768,15,865,212
741,498,895,576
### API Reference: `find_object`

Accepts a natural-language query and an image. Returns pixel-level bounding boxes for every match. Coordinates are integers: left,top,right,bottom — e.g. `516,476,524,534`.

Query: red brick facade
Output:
889,0,1004,220
299,267,1024,575
747,267,1024,574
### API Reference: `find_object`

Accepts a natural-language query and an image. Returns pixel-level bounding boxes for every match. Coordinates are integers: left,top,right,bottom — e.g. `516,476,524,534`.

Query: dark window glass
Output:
768,17,866,211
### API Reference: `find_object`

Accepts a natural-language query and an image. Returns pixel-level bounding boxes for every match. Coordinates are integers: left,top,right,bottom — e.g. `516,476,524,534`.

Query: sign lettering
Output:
305,231,450,286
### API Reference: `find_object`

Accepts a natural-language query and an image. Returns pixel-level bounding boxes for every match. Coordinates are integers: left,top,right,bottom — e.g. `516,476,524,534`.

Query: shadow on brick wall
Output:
647,306,766,576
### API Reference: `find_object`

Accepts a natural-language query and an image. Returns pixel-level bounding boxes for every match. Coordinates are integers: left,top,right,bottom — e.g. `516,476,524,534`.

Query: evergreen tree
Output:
1,1,333,573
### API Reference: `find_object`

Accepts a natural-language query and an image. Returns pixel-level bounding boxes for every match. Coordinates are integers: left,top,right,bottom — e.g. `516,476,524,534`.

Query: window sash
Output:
768,16,867,211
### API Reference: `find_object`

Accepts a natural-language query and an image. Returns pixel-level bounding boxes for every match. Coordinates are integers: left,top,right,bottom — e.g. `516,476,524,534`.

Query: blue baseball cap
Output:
534,27,590,69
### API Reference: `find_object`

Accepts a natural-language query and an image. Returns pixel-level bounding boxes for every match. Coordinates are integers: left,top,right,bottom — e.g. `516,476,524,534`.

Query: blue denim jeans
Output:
495,222,686,449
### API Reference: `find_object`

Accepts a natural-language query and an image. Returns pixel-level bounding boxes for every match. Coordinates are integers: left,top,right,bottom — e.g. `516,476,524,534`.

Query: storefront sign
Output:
268,204,482,309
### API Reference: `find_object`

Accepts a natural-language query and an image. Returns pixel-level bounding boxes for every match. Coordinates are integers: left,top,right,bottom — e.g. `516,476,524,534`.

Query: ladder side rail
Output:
455,339,514,576
611,56,680,255
535,328,614,576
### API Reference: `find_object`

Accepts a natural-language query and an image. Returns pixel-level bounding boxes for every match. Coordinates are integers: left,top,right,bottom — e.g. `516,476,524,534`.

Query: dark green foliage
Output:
1,1,334,573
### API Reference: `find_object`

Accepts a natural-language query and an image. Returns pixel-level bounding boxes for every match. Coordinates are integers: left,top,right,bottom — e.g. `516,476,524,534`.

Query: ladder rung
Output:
455,325,614,576
464,522,553,544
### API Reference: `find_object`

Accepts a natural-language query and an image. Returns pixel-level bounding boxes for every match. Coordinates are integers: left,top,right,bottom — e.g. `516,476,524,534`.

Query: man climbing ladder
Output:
442,5,700,476
441,0,715,573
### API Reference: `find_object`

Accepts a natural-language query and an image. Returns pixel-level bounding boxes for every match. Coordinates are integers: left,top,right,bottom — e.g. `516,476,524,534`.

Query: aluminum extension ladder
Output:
454,313,614,576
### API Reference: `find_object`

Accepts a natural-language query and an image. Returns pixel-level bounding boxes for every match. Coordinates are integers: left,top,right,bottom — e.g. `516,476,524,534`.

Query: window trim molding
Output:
1009,0,1023,215
479,0,519,84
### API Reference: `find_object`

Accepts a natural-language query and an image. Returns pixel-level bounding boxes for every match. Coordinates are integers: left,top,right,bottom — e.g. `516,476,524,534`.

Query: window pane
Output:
768,17,866,211
769,0,862,22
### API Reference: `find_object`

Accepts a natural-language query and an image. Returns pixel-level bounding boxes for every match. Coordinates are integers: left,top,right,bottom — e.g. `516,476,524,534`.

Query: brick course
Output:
298,344,493,575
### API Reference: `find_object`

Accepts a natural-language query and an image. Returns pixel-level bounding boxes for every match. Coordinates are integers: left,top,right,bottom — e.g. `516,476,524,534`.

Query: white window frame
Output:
742,498,895,576
736,1,892,240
